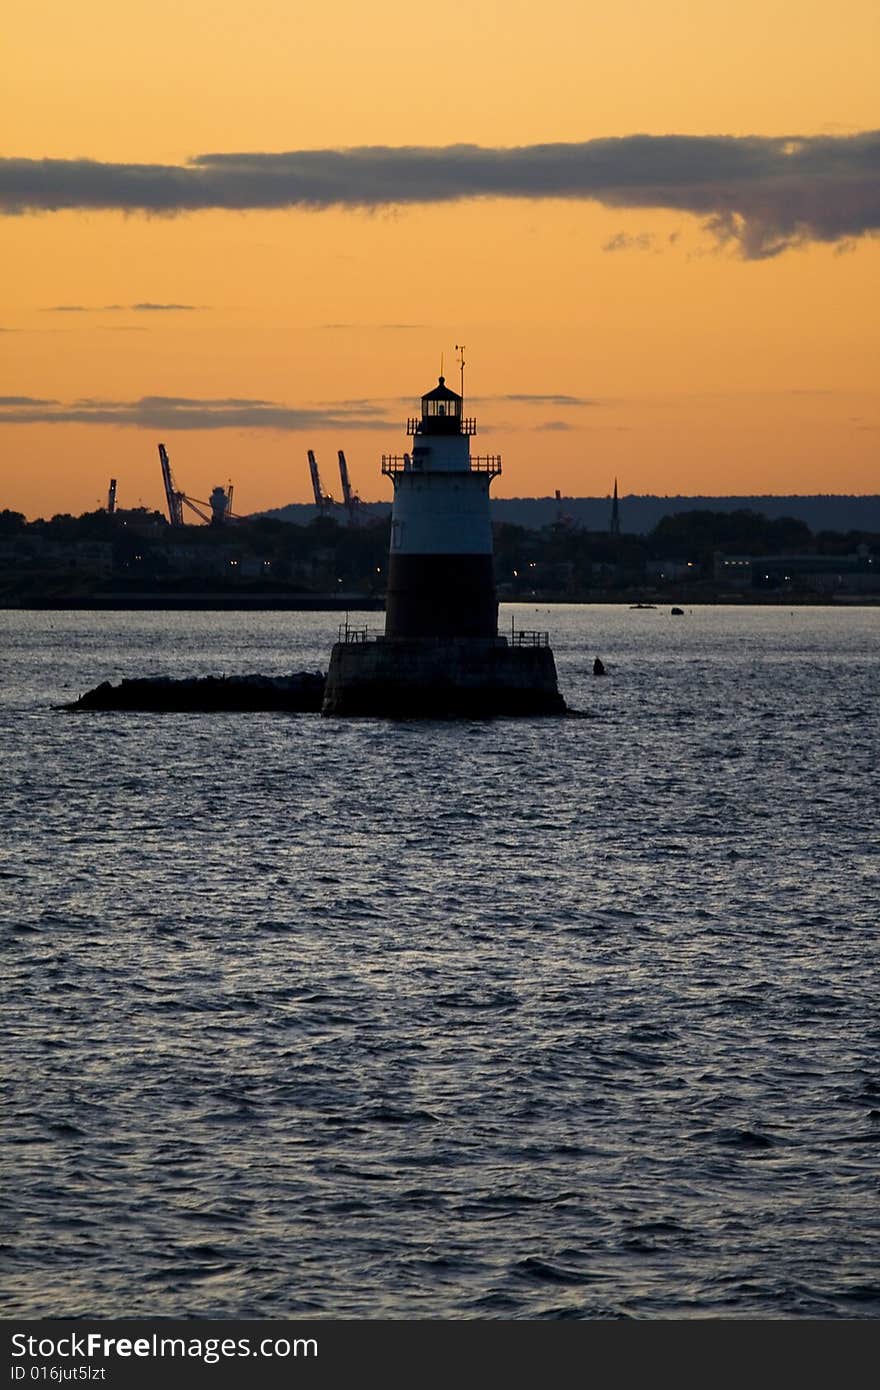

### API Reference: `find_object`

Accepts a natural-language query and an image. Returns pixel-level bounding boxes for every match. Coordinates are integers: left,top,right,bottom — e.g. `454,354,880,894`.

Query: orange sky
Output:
2,1,878,519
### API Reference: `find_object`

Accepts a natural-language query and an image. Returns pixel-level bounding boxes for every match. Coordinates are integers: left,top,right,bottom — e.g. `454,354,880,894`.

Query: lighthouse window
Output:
424,398,460,418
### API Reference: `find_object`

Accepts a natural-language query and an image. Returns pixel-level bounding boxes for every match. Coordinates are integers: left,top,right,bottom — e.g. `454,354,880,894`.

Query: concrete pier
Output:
322,637,565,717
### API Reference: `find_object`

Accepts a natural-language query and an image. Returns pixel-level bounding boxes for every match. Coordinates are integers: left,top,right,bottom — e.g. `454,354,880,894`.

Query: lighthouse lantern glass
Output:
424,397,460,418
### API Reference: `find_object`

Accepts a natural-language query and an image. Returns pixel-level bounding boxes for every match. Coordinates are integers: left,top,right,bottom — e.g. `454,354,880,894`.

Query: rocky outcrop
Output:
61,672,326,713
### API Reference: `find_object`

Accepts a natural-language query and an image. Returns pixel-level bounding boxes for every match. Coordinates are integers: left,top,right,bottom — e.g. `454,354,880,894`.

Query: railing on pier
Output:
510,629,550,647
337,618,374,644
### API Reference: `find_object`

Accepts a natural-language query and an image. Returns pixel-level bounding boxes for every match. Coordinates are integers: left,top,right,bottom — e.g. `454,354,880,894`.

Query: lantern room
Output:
407,376,476,437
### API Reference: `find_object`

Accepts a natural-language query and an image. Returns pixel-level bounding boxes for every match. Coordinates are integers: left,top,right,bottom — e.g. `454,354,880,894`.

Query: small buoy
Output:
593,656,606,676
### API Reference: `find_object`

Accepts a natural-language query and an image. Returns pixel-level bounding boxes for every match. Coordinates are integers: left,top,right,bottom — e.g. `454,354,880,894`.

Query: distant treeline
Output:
2,504,878,560
263,494,880,536
3,500,873,553
1,503,877,603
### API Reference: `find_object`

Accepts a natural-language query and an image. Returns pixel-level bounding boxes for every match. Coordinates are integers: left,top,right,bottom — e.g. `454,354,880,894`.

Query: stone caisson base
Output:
322,639,566,717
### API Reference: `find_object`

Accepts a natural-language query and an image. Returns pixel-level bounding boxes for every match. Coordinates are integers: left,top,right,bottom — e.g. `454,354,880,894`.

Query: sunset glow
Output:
2,1,878,519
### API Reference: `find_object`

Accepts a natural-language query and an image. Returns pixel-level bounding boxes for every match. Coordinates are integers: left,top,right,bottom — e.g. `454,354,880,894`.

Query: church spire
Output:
610,478,621,536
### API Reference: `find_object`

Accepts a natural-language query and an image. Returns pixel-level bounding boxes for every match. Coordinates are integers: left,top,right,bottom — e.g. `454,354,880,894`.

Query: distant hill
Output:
260,502,391,527
493,495,880,533
259,495,880,535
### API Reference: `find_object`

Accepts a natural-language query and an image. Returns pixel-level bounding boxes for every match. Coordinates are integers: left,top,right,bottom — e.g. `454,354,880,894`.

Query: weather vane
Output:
455,343,466,400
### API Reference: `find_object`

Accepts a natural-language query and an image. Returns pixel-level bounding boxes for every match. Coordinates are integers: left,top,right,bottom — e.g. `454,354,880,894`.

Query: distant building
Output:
714,551,878,593
645,559,697,583
0,537,113,575
713,555,753,589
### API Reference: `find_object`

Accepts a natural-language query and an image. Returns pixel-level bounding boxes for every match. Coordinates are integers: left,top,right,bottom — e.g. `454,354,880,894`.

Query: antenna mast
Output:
455,343,466,403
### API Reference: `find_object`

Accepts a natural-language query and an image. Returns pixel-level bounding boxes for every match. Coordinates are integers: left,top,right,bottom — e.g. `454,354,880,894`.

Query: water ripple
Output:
1,605,878,1317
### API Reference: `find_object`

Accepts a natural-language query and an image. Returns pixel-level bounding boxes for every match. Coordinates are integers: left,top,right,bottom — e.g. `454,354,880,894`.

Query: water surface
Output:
2,604,878,1317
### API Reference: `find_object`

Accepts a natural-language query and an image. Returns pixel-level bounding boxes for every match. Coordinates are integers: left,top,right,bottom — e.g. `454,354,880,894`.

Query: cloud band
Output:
0,396,394,431
1,132,879,257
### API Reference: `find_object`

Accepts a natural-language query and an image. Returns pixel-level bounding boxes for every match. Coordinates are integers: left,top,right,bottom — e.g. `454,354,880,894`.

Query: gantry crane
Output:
337,450,362,524
158,443,236,527
307,450,335,516
159,444,185,527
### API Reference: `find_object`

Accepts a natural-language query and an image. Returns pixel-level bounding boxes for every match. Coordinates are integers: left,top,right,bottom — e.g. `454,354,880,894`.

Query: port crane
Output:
307,449,335,517
158,443,237,527
337,450,363,524
159,443,185,526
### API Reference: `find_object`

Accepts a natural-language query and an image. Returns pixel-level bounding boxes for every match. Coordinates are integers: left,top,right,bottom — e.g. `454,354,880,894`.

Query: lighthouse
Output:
322,365,566,717
383,375,499,640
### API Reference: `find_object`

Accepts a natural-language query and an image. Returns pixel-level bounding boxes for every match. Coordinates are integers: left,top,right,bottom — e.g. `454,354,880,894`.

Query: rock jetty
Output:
61,672,326,713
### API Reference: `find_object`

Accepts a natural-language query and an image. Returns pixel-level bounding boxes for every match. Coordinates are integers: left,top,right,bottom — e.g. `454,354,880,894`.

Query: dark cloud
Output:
2,132,879,257
533,420,576,431
0,395,59,405
319,322,428,330
44,303,202,312
0,394,395,431
602,232,656,252
497,393,599,406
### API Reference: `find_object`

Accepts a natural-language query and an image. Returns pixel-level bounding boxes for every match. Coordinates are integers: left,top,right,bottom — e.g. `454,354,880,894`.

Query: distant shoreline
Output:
0,594,382,612
2,593,877,611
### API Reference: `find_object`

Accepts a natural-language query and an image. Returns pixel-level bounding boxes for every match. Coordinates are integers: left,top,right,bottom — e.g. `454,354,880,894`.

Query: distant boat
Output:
630,603,656,610
671,607,684,616
593,656,606,676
